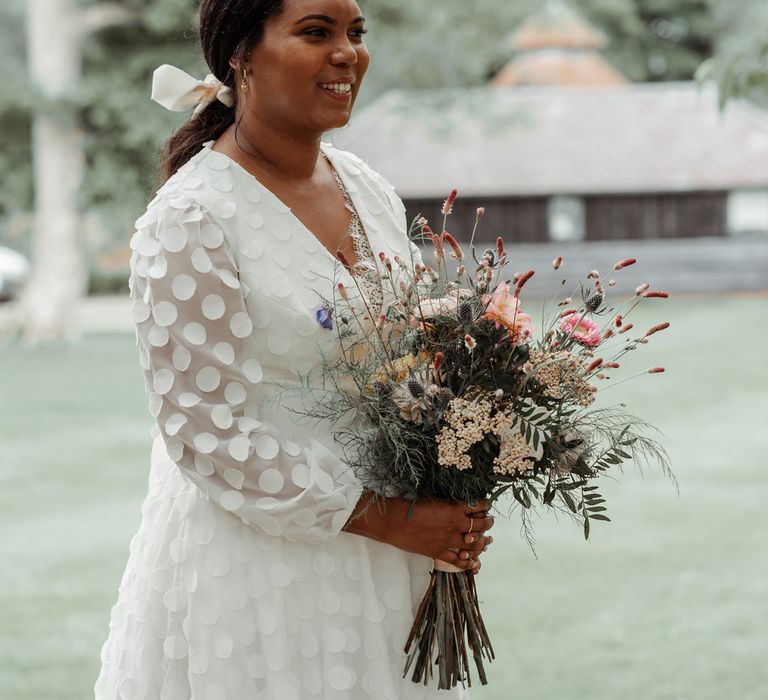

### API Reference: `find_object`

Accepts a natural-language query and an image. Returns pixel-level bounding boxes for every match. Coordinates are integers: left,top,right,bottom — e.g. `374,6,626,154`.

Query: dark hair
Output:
157,0,285,183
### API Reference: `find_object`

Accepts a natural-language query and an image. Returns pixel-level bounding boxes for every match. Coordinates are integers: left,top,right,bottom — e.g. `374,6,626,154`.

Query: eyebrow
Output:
295,14,365,25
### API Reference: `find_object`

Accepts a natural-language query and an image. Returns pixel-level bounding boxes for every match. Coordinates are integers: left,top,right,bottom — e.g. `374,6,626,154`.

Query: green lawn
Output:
1,295,766,700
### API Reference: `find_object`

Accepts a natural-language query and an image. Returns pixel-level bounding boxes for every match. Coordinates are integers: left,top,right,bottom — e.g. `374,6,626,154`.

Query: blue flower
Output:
315,304,334,330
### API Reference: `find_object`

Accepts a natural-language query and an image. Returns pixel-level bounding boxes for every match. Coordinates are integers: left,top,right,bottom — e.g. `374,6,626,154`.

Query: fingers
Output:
459,513,494,536
461,533,493,550
453,548,484,575
471,514,494,533
455,535,492,563
464,499,491,515
436,549,477,571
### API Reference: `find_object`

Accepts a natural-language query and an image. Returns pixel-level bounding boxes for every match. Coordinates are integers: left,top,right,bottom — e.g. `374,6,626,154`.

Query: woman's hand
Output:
343,490,494,574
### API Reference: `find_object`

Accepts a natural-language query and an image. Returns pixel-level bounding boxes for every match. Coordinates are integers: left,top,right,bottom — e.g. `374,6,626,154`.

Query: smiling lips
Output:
318,81,353,100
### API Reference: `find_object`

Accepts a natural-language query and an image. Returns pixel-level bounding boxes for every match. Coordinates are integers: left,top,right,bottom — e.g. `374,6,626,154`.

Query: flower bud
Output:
586,358,604,373
443,231,463,260
430,233,445,259
514,269,535,297
441,188,458,215
644,322,670,337
612,258,637,271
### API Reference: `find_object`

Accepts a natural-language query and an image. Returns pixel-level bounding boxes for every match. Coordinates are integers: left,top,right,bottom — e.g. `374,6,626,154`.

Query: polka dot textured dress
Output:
94,141,470,699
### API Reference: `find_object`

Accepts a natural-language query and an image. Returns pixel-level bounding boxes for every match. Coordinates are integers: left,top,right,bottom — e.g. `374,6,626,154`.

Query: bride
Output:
94,1,494,697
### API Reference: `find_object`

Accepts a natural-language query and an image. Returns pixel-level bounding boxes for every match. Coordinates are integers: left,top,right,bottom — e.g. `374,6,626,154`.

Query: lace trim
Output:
322,152,383,316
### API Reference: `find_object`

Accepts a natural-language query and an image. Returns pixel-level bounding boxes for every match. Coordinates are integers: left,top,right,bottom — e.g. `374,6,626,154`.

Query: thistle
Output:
584,292,603,312
407,378,425,399
458,301,474,325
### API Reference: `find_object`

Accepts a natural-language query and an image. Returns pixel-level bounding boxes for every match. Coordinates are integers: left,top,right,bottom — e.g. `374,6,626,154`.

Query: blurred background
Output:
0,1,766,698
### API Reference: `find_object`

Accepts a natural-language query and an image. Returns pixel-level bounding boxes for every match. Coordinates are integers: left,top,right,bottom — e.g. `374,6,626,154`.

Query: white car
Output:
0,246,30,301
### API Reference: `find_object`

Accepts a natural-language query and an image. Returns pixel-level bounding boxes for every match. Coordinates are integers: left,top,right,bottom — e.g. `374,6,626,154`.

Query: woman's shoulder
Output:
321,141,398,194
135,141,258,232
321,141,407,230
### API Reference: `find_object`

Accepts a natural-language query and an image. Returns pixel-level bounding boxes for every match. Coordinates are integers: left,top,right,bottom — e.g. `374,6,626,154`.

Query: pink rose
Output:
416,296,460,318
482,282,535,341
560,311,601,347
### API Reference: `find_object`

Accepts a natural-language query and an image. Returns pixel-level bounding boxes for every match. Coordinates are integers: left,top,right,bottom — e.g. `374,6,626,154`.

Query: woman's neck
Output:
216,117,322,183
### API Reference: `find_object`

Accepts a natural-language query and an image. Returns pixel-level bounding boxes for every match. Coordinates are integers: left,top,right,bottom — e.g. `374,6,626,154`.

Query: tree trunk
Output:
16,0,86,342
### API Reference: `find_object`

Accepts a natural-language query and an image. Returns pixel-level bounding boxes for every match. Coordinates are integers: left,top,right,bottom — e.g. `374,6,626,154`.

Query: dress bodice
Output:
126,139,420,542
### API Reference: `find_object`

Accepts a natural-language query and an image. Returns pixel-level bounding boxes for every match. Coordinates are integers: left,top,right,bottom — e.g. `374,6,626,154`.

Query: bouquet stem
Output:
403,559,495,689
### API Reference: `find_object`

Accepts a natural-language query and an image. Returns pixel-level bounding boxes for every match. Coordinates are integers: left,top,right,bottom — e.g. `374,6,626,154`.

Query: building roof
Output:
491,49,628,87
332,82,768,197
491,0,627,89
509,0,608,51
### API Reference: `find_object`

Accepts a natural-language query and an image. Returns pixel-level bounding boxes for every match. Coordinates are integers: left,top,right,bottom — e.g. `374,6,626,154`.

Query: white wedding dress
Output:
93,140,470,699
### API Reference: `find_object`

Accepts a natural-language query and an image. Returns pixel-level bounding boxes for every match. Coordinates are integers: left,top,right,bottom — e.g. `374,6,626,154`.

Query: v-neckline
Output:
202,140,363,276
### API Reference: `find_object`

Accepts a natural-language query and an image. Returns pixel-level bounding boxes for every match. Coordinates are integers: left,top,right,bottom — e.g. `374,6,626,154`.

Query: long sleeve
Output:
129,198,363,543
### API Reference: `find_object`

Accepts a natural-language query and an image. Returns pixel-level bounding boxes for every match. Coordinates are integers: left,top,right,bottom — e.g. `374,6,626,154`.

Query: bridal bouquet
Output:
304,189,675,689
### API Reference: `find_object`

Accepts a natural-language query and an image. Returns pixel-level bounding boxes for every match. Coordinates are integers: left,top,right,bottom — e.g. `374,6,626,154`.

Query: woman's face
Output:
239,0,370,137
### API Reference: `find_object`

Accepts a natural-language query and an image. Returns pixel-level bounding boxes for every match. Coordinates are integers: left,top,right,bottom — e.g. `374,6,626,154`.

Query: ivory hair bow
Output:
151,64,234,115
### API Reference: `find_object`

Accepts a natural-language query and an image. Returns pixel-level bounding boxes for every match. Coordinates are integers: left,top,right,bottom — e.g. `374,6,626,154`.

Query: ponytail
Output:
154,0,285,187
157,99,235,185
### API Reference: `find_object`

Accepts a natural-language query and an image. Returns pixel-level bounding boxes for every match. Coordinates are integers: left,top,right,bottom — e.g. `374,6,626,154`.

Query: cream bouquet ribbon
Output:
151,64,234,115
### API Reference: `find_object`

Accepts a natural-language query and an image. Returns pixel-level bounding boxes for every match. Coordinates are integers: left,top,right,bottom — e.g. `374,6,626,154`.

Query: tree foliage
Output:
697,0,768,107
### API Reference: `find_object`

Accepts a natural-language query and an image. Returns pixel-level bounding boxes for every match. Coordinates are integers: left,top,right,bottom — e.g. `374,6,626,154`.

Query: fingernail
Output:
461,551,470,560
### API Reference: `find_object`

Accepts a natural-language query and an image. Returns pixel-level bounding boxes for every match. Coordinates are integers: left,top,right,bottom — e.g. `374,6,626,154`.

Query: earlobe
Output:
228,58,250,101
